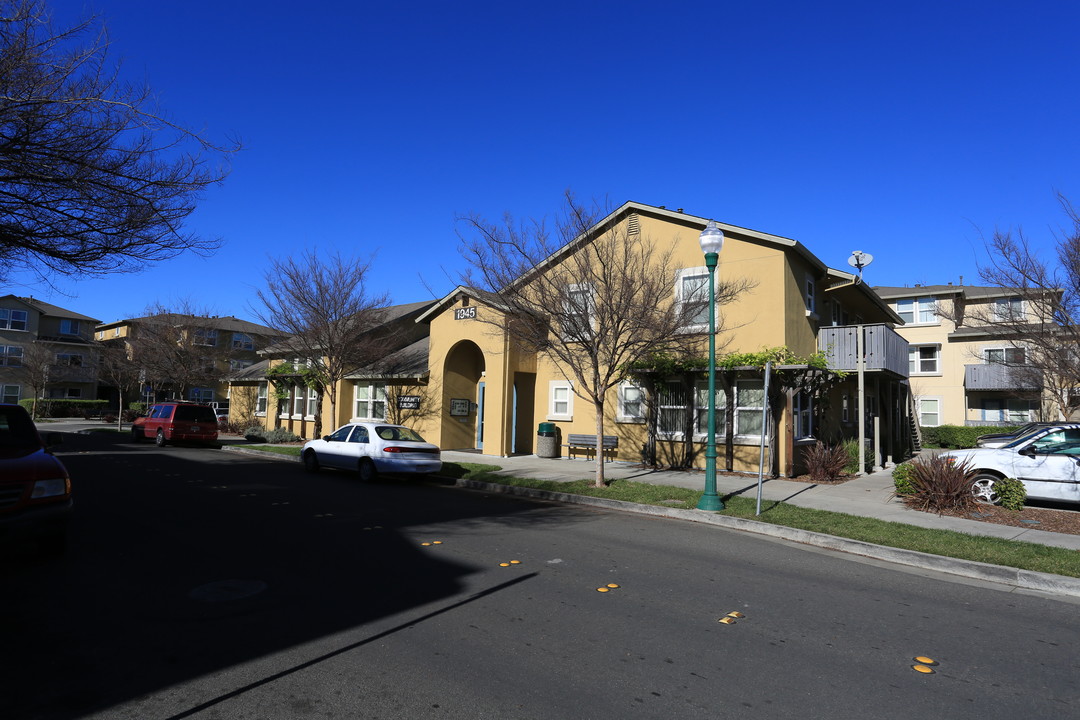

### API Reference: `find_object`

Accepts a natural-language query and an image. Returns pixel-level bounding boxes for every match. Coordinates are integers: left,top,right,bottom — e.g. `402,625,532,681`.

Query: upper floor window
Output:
0,308,28,331
232,333,254,350
229,358,254,371
59,319,81,336
193,328,218,346
896,297,937,324
562,284,595,341
909,345,940,374
189,387,214,403
675,267,710,328
805,276,816,315
55,352,83,367
985,347,1026,365
1,345,22,366
992,297,1023,322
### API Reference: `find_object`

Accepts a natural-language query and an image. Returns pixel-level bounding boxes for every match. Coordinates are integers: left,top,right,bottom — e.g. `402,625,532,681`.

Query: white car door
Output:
318,425,357,469
1009,429,1080,502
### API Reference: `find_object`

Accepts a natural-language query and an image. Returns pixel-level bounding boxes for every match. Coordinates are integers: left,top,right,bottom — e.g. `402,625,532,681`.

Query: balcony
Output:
818,324,908,376
964,363,1042,391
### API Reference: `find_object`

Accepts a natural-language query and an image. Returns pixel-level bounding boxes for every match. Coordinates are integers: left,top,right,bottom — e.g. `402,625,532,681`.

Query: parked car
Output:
939,424,1080,504
215,408,229,425
975,421,1059,448
0,403,72,554
131,402,219,447
301,422,442,480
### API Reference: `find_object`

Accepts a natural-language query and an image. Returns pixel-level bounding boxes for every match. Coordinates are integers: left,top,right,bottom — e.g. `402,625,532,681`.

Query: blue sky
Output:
9,0,1080,325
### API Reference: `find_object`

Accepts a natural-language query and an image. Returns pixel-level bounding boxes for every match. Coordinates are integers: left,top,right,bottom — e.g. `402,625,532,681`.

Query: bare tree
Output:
13,340,54,416
253,250,391,438
96,342,140,429
966,193,1080,419
458,192,748,487
0,0,238,283
123,301,231,401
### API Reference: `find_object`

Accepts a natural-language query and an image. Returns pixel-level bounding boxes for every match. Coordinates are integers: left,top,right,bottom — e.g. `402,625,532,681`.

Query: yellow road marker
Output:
432,541,443,545
718,617,736,624
727,611,745,618
912,664,935,674
606,583,620,588
421,542,431,546
597,587,610,592
499,562,510,567
510,560,521,564
914,656,938,666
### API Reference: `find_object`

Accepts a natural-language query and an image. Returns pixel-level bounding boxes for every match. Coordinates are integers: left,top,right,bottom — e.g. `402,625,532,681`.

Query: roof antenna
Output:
847,250,873,283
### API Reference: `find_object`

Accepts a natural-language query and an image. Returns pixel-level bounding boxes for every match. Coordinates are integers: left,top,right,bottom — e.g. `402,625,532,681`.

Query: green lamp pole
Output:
697,220,725,511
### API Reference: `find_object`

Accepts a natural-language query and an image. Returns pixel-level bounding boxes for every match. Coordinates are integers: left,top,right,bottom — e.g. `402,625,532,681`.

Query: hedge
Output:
920,424,1022,449
19,398,109,418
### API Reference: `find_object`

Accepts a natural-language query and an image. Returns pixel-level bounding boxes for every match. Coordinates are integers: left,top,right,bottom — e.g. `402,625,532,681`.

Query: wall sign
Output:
449,398,471,416
397,395,420,410
454,307,477,320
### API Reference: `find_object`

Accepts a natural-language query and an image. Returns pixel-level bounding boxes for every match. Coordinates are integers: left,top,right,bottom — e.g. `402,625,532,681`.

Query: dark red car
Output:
132,402,219,447
0,403,72,554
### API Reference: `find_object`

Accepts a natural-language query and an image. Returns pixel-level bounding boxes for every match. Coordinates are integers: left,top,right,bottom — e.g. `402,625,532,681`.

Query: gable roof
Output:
97,313,283,336
0,295,101,323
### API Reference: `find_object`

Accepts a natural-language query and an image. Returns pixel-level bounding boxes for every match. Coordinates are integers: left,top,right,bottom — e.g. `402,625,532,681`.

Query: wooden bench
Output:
564,433,619,461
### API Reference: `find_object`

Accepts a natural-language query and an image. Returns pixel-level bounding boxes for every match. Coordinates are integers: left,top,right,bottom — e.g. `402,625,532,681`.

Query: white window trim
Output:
0,308,29,332
805,275,817,318
917,396,943,428
2,384,21,403
675,266,711,332
256,382,268,417
992,297,1023,322
983,346,1026,365
352,381,387,422
562,283,595,341
616,381,645,424
548,380,573,421
896,297,939,326
909,344,941,375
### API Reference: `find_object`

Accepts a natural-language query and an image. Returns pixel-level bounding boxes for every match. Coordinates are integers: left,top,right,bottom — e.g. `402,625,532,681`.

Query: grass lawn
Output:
235,447,1080,579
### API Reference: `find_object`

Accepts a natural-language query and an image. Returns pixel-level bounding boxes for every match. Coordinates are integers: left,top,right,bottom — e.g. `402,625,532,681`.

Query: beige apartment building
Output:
873,284,1044,428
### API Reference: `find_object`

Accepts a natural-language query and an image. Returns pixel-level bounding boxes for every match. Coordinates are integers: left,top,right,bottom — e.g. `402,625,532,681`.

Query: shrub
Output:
920,424,1019,449
996,477,1027,511
892,462,915,495
243,426,301,443
101,414,118,424
128,402,148,415
905,454,977,513
20,398,108,418
804,442,850,483
217,419,246,435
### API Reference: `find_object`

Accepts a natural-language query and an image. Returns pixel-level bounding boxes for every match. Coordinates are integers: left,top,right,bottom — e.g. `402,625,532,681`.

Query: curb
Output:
221,445,301,462
454,478,1080,599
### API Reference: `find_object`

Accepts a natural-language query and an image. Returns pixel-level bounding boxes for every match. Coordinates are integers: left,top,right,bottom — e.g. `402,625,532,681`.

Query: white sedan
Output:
940,424,1080,504
301,422,442,481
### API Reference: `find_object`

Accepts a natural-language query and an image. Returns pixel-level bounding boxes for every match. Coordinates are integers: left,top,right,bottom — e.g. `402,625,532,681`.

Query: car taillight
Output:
382,447,437,454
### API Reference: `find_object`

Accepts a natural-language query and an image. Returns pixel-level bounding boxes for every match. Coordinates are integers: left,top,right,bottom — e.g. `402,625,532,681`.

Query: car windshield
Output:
1004,426,1061,449
174,405,216,423
375,426,427,442
0,406,42,452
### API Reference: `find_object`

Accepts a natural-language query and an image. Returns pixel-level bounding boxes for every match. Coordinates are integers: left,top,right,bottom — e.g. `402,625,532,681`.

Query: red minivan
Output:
0,403,72,554
132,402,219,447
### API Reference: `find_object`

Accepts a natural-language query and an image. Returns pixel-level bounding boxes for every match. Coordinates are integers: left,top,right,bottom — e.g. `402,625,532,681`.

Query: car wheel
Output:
131,427,142,443
358,457,377,482
971,473,1001,504
303,451,320,474
155,429,167,447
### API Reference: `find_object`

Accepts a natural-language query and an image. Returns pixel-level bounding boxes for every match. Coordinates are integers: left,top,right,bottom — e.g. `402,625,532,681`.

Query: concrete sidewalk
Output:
440,450,1080,552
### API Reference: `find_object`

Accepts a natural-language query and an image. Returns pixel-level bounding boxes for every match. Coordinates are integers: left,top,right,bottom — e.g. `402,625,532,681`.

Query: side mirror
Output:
1018,446,1036,457
323,435,331,442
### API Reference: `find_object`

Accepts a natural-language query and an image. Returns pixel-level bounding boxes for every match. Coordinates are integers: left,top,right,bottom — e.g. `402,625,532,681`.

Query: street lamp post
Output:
697,220,725,511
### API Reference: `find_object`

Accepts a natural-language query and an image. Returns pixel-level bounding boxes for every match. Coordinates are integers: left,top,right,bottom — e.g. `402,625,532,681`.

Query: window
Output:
232,333,254,350
292,385,308,416
676,267,710,327
189,387,214,403
917,398,941,427
694,382,725,437
48,387,81,399
348,425,370,443
307,387,318,417
908,345,940,374
2,384,20,403
55,353,83,367
193,328,218,346
256,383,268,415
114,327,120,337
841,393,850,423
896,297,937,324
735,380,765,435
0,308,28,331
562,284,594,340
793,392,813,440
992,297,1023,322
229,358,254,371
805,276,816,315
984,347,1026,365
328,425,352,442
548,381,573,420
657,382,689,437
354,382,387,420
59,319,81,336
830,300,842,327
1,345,22,367
617,381,644,422
657,379,764,439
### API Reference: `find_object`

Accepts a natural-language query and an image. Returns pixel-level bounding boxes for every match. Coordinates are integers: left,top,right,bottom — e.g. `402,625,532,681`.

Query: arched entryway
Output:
443,340,485,450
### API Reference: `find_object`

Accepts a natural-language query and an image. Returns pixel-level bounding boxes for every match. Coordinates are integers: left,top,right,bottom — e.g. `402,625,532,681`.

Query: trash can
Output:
536,422,559,458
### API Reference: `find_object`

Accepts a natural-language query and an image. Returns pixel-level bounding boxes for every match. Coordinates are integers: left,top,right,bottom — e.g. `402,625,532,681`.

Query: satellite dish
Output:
848,250,873,270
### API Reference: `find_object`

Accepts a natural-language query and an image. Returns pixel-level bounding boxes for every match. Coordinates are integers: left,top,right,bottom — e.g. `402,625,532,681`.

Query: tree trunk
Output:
593,398,606,487
116,387,124,431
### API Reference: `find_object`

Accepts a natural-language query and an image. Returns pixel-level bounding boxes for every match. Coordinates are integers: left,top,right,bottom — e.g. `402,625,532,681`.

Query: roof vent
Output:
627,213,640,235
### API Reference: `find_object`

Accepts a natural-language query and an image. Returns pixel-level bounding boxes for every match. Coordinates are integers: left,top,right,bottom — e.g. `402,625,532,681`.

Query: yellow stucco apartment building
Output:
232,202,914,476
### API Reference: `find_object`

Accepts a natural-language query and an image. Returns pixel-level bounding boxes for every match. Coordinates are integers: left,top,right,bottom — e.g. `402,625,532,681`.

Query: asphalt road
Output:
4,431,1079,719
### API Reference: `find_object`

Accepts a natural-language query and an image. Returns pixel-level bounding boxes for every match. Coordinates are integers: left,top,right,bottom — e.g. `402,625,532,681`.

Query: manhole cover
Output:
188,579,268,603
